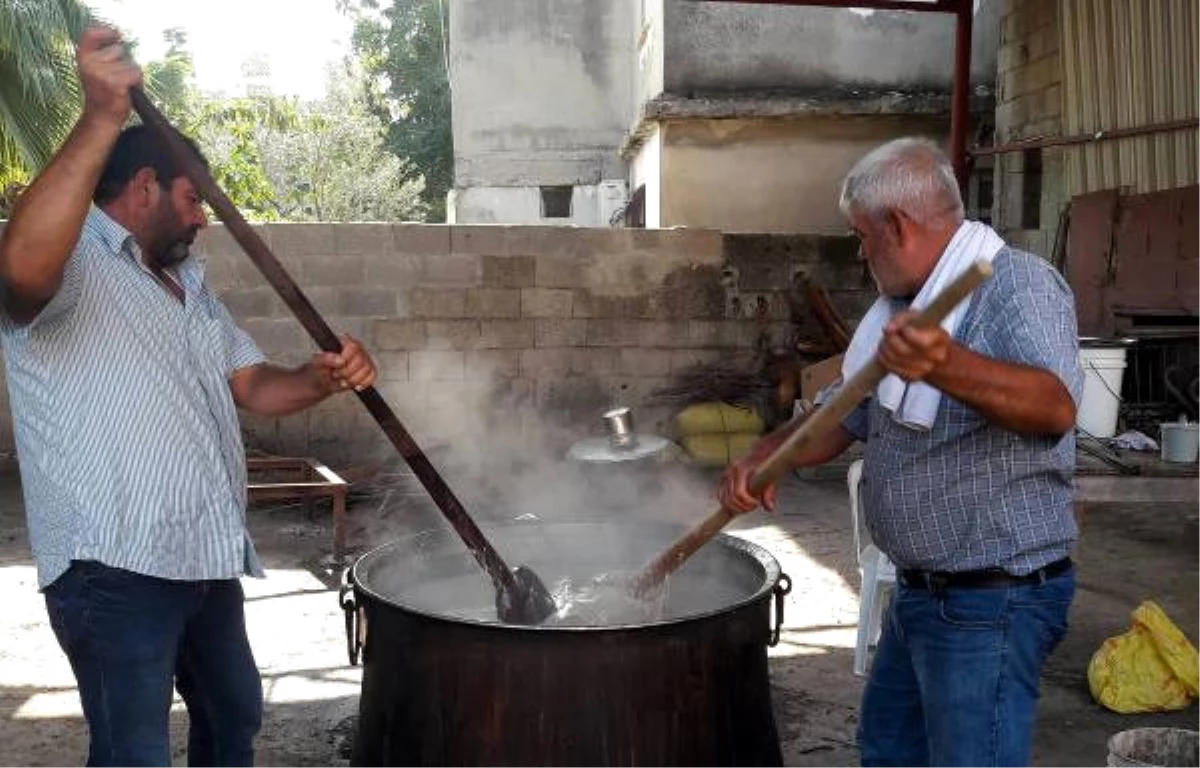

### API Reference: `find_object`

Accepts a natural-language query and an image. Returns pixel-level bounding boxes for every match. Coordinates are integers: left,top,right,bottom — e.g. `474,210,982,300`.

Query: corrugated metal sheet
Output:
1060,0,1198,196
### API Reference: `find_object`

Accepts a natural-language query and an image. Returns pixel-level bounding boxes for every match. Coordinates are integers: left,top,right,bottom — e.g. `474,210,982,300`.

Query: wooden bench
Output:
246,456,350,558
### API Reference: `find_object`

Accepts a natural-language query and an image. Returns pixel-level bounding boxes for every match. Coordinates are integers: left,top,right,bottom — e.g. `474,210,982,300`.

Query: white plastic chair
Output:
847,458,896,677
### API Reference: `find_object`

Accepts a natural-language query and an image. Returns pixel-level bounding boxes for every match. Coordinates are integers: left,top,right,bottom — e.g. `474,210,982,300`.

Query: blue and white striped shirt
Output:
0,207,266,588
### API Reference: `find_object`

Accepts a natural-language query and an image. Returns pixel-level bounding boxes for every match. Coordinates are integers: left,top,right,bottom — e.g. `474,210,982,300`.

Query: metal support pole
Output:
949,0,973,194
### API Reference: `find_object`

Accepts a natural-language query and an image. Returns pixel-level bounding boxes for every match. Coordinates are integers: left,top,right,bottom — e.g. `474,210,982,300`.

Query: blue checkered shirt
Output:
0,207,266,588
841,247,1084,575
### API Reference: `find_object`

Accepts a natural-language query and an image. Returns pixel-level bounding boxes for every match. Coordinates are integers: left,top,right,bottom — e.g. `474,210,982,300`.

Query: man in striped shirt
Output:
0,27,377,766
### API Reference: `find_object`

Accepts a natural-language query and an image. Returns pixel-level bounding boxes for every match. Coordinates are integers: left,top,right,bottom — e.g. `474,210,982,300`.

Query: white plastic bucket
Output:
1159,421,1199,464
1078,345,1128,438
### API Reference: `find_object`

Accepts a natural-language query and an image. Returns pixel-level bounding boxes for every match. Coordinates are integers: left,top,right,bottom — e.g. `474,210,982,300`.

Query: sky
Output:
85,0,354,100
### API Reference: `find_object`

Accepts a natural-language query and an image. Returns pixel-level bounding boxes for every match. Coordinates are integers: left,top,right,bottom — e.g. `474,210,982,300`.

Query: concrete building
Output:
448,0,999,233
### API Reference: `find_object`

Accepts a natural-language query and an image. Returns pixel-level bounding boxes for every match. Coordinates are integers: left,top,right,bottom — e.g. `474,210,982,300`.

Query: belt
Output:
899,557,1073,592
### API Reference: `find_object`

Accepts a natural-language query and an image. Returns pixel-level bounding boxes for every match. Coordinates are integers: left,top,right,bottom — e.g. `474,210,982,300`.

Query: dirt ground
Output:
0,453,1195,766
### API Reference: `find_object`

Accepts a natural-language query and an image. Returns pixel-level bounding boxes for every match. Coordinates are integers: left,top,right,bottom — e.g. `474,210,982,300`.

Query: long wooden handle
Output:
128,89,522,596
632,260,994,594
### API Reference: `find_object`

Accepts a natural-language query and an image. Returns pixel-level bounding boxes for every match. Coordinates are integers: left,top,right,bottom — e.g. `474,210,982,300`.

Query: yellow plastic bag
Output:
1088,600,1200,714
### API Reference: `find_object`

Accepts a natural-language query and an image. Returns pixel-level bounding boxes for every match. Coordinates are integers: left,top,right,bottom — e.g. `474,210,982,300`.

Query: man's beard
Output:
148,225,198,269
155,236,193,268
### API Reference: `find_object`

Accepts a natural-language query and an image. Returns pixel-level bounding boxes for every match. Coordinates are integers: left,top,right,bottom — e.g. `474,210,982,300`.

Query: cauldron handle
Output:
340,574,362,666
768,574,792,647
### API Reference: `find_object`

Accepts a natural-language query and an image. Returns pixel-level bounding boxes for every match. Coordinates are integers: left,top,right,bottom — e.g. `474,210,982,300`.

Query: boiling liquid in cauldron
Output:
546,573,667,626
392,567,746,626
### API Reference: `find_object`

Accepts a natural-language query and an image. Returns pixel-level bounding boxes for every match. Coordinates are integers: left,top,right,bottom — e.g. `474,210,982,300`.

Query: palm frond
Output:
0,0,87,172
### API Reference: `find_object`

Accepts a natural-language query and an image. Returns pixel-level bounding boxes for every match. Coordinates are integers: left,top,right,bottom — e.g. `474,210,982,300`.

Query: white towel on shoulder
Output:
841,220,1006,430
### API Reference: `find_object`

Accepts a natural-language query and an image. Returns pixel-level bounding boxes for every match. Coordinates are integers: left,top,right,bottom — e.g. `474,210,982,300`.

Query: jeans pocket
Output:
937,587,1010,629
1011,574,1075,653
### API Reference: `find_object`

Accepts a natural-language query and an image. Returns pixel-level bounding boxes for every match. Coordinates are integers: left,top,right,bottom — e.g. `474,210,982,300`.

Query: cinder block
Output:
586,319,636,347
652,274,726,320
335,224,391,257
481,255,535,288
636,321,687,348
466,350,520,379
410,288,467,318
465,288,521,319
618,348,673,377
649,228,724,263
521,288,574,318
376,351,409,381
570,348,618,375
335,288,398,317
195,223,249,260
299,254,367,287
519,348,574,375
410,350,465,381
218,288,277,319
392,224,450,256
265,223,334,258
241,318,311,359
535,253,594,288
535,319,588,347
479,320,535,349
422,253,481,286
686,320,744,349
450,225,514,255
373,319,427,350
669,349,725,372
425,320,482,350
365,252,422,288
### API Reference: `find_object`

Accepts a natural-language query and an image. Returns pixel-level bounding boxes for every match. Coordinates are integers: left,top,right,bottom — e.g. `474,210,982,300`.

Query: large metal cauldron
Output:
341,522,791,766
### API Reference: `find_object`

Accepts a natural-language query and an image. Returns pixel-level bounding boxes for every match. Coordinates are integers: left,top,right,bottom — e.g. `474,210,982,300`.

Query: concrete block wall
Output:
0,221,869,470
992,0,1067,259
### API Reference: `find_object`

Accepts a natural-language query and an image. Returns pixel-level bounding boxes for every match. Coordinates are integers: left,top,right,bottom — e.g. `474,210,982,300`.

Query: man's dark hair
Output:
93,123,209,205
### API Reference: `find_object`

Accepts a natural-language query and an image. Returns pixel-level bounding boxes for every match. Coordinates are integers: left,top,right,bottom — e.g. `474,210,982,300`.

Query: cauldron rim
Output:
348,521,782,632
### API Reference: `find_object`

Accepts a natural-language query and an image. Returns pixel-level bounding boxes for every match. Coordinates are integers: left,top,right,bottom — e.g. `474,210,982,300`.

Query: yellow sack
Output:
681,433,760,467
676,403,764,437
1088,600,1200,714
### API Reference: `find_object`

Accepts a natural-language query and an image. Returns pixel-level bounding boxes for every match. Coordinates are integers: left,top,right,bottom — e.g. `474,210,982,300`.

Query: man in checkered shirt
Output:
720,138,1083,766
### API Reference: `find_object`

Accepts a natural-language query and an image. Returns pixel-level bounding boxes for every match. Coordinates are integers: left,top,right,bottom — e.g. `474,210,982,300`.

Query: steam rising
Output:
348,348,741,624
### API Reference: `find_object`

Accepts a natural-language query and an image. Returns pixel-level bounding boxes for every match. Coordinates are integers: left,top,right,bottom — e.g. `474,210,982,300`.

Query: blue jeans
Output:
44,561,263,767
858,570,1074,766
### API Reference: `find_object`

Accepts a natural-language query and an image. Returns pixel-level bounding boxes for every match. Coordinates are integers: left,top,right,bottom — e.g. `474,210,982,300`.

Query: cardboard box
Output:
800,353,845,403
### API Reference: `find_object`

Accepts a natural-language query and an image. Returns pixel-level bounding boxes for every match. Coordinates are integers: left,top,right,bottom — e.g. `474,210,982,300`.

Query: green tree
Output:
340,0,452,221
258,64,426,222
0,0,91,191
142,27,193,122
140,30,297,220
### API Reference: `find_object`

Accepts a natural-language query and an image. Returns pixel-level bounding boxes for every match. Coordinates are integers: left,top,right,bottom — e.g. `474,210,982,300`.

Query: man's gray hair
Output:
838,138,965,226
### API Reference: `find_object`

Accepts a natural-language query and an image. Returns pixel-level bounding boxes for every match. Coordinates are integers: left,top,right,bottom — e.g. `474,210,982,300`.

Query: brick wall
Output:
992,0,1067,258
0,222,870,470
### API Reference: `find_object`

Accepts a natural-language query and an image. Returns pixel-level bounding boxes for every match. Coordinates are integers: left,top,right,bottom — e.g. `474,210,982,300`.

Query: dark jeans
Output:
44,561,263,767
858,569,1075,766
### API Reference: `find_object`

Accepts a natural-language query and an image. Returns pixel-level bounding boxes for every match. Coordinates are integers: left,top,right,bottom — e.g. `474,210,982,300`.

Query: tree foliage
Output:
257,64,425,222
340,0,452,221
0,0,91,192
141,29,296,220
139,30,424,223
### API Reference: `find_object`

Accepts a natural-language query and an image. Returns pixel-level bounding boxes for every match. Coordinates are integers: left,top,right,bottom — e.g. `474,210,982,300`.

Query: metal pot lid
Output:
566,434,672,463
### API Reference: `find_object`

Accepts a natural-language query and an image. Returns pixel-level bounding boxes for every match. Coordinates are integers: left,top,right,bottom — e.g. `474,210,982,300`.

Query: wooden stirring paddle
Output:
631,259,994,597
